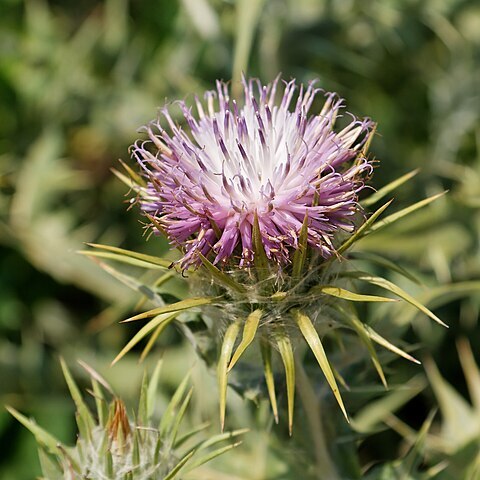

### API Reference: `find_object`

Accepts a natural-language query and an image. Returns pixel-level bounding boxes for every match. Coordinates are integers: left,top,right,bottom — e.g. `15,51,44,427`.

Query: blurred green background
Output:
0,0,479,478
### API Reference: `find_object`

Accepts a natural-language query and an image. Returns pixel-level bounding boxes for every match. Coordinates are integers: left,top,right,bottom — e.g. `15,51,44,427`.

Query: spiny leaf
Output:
160,373,192,436
199,253,246,294
260,339,279,423
228,309,263,371
348,251,420,284
6,407,63,455
457,338,480,411
365,325,420,364
122,296,214,323
218,322,241,431
163,449,196,480
184,441,242,473
174,422,210,449
80,250,168,270
352,375,426,433
368,191,446,234
85,243,172,268
252,210,269,279
338,307,387,388
191,428,249,452
89,259,163,305
118,158,146,187
362,169,419,207
139,320,169,363
170,387,194,444
37,447,62,479
112,313,178,365
312,285,397,303
336,199,393,255
402,410,436,474
137,371,149,426
294,311,349,422
292,213,309,279
275,334,295,435
147,360,163,420
345,272,448,328
60,358,95,437
111,167,143,192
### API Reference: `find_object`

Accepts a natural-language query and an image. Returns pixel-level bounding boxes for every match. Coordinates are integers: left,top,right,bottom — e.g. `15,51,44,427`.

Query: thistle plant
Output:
7,360,244,480
85,76,445,434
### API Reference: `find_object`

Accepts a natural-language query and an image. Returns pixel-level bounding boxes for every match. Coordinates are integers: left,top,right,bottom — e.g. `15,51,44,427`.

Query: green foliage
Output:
1,0,479,478
8,360,244,479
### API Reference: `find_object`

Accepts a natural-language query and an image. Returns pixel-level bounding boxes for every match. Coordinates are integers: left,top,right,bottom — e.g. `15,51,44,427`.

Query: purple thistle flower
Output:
132,77,374,269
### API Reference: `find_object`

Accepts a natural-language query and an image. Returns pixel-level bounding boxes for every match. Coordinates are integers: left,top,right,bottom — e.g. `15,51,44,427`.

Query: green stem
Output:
296,356,340,480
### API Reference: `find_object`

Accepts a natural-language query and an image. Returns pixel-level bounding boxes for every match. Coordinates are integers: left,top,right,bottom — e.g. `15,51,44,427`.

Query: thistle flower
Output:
87,76,445,434
8,360,244,480
132,77,374,269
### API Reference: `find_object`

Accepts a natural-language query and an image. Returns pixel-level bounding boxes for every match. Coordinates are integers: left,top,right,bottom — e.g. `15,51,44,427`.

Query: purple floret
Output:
132,77,374,268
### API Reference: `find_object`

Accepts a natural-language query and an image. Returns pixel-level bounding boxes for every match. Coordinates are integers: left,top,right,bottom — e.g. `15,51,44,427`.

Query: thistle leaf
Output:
338,308,387,388
170,387,194,444
275,334,295,435
218,322,241,431
147,360,163,420
362,169,419,207
228,309,263,371
85,243,172,268
117,158,146,187
122,296,214,323
90,259,164,305
294,311,349,422
80,250,168,270
160,373,192,436
139,320,169,363
345,272,448,328
199,253,247,293
60,358,95,438
184,442,242,473
112,312,178,365
292,213,309,279
312,285,396,303
260,339,279,423
352,375,426,433
336,199,393,255
6,407,63,455
365,325,421,364
368,191,446,234
163,449,196,480
348,251,420,284
37,447,62,479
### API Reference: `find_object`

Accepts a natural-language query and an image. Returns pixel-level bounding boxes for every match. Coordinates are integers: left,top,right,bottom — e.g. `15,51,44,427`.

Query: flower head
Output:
132,77,374,269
